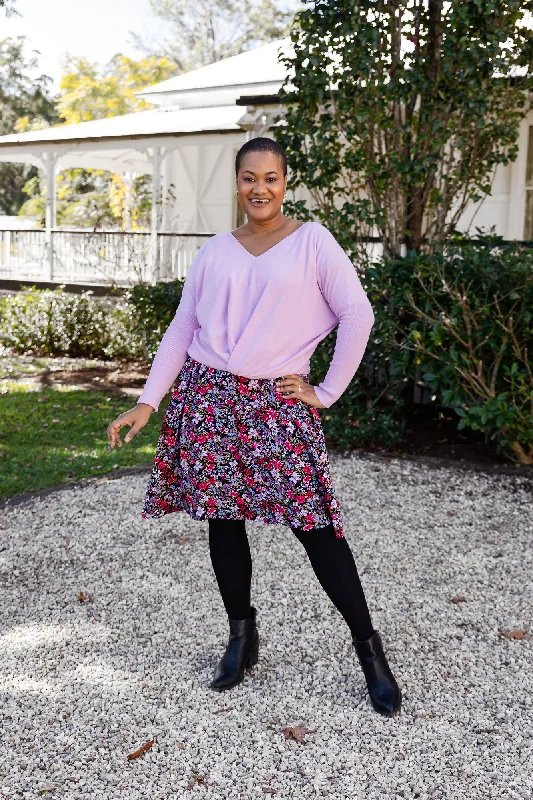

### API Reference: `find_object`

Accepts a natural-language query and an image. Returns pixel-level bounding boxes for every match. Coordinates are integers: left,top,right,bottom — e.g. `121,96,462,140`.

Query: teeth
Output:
251,199,269,204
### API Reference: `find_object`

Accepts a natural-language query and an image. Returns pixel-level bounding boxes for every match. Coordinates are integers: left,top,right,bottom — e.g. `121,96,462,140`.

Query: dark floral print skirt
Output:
141,355,345,538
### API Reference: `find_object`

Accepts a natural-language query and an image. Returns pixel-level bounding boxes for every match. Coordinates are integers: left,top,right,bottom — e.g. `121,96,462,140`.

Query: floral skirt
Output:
141,355,345,538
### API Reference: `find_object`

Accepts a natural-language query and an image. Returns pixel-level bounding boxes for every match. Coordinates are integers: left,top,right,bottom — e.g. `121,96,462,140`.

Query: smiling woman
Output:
106,137,401,716
231,138,299,254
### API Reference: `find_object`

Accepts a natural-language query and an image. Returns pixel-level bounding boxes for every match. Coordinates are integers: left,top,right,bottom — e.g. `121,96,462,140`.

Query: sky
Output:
1,0,170,93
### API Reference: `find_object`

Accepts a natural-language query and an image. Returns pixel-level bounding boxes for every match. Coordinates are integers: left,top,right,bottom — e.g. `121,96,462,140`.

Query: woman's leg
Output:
208,518,258,691
208,518,252,619
291,522,375,641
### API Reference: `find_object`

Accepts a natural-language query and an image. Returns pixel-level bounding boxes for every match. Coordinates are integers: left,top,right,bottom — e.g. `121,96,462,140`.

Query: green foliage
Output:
125,279,185,357
0,287,145,360
57,54,178,124
0,1,18,18
309,313,406,451
276,1,533,257
0,37,58,215
374,234,533,464
310,331,406,449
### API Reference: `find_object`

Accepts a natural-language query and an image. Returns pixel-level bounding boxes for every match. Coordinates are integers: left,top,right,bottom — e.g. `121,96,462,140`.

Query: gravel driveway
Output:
0,454,532,799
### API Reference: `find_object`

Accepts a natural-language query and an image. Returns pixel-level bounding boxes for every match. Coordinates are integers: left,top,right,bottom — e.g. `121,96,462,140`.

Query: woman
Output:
106,138,401,717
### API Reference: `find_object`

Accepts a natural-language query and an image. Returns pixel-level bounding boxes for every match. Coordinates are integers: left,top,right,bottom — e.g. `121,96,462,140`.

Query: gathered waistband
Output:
184,354,310,384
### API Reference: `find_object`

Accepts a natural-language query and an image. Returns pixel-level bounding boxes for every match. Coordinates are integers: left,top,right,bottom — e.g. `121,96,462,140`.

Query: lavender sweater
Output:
137,221,375,411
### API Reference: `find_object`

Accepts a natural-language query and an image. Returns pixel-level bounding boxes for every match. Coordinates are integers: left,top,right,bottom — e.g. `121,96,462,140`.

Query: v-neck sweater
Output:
137,220,375,411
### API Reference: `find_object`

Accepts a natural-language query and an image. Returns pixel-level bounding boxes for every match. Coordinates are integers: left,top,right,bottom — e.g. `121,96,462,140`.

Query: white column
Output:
150,146,162,284
507,114,530,240
43,151,57,281
123,171,134,231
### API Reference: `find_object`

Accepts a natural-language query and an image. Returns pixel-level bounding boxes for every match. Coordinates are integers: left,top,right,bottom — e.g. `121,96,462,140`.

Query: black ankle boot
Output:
353,630,402,717
210,605,259,692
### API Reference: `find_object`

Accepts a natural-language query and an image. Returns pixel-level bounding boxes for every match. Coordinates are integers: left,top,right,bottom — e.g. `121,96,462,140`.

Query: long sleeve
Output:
136,244,204,412
312,227,375,408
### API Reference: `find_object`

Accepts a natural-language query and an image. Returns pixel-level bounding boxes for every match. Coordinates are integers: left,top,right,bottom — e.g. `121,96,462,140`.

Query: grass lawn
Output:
0,382,165,500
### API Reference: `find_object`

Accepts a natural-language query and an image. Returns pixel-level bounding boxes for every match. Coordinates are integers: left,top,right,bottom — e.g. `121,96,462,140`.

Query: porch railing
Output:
0,229,215,286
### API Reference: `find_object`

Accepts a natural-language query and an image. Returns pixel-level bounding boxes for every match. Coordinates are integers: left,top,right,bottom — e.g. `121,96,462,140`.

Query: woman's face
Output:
236,150,287,223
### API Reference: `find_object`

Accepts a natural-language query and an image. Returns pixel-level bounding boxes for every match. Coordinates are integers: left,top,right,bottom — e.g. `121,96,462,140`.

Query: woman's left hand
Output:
275,374,326,409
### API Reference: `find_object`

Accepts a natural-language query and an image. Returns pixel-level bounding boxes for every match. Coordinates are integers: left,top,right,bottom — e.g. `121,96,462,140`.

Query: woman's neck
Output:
240,214,292,236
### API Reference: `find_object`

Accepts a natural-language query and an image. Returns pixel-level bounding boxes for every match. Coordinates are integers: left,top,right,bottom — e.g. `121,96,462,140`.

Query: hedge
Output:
0,286,144,361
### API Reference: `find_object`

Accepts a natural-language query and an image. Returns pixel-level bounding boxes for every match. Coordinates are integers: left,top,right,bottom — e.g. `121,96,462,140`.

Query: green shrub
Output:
124,279,184,358
0,286,145,360
374,234,533,464
309,328,406,450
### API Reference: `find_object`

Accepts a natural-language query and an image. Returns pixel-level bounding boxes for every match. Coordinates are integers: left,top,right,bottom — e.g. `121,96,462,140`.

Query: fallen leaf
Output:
78,592,93,603
214,707,234,714
37,788,59,796
179,536,191,544
498,629,531,640
280,725,317,743
187,773,206,789
263,789,277,795
127,738,155,760
450,596,467,604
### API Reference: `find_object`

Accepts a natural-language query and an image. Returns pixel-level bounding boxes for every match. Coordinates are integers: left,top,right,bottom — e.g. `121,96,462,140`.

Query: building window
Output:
524,126,533,240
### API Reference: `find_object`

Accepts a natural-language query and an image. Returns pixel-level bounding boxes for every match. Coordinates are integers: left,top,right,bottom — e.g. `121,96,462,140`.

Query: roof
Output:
138,38,293,98
0,104,247,149
0,37,293,154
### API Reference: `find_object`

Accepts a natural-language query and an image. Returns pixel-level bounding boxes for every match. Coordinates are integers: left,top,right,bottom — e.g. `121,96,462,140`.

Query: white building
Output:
0,37,531,287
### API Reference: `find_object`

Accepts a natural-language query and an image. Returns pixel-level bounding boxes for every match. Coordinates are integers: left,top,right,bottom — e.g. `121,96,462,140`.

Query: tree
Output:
57,53,178,123
133,0,301,70
19,54,178,229
0,0,18,16
276,0,533,258
0,36,58,215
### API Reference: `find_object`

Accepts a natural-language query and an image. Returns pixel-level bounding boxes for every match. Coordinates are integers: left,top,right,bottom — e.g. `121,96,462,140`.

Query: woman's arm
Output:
136,309,199,412
313,226,375,408
136,244,205,412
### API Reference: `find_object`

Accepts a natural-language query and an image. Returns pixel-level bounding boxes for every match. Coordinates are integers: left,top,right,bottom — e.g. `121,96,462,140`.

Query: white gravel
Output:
0,453,532,799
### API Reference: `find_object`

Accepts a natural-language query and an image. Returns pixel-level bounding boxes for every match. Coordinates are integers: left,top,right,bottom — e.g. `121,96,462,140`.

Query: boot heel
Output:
245,630,259,668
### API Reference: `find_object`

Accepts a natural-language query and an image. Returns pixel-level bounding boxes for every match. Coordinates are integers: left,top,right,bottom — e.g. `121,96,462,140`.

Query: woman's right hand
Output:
106,402,154,449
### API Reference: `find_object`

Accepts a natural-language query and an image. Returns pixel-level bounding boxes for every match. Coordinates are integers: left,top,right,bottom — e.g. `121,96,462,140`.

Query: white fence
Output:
0,229,215,286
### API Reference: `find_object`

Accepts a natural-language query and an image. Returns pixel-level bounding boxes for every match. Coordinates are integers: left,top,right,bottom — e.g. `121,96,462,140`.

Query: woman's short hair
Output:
235,137,287,177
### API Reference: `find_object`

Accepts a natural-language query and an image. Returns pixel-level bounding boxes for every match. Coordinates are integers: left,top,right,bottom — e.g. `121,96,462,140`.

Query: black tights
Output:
207,518,375,642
